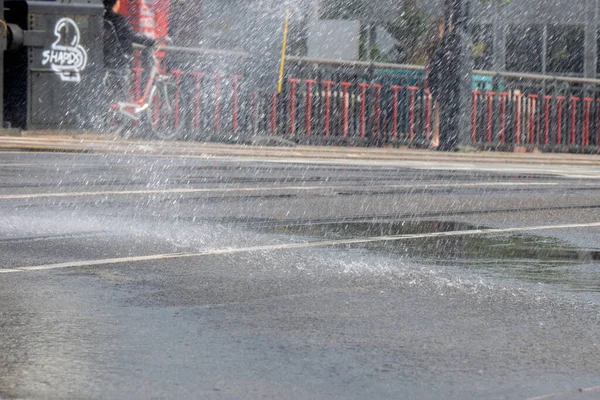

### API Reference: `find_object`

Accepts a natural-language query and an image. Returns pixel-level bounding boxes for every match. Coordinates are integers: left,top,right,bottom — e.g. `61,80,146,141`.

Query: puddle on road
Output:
256,220,600,294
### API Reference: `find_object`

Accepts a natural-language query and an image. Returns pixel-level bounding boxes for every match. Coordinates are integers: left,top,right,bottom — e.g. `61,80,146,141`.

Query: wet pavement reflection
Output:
258,220,600,295
2,152,600,399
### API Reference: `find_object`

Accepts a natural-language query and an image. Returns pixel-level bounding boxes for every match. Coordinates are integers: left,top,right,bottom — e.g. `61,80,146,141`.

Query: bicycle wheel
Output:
147,79,186,140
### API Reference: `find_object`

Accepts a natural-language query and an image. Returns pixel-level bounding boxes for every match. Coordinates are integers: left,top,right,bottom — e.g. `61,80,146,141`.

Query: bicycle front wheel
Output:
147,79,186,140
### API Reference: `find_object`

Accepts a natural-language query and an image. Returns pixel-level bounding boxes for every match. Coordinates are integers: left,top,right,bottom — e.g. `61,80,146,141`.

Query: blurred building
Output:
169,0,204,48
314,0,599,77
169,0,599,77
422,0,597,77
171,0,309,52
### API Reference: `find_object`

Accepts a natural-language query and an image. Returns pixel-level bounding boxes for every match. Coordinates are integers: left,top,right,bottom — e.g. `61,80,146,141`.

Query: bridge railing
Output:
125,46,600,152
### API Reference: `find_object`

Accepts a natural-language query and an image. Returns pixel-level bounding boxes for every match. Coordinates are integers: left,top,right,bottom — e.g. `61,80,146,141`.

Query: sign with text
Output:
41,18,88,83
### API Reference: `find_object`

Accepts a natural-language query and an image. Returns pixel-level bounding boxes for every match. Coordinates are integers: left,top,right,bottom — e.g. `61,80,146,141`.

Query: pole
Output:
541,24,548,75
451,0,473,149
491,0,506,72
277,10,290,94
0,0,4,127
584,0,598,79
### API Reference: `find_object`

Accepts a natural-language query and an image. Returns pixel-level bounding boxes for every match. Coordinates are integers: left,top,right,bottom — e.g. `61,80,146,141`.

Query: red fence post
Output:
231,75,243,134
391,86,402,141
305,79,316,136
269,93,277,134
543,95,552,145
407,86,418,141
486,91,495,143
172,70,185,129
322,81,334,136
358,83,370,138
471,90,480,143
373,84,383,138
597,99,600,147
340,82,352,137
528,94,538,145
499,92,508,144
570,97,579,146
132,67,144,102
556,96,565,145
584,97,592,147
288,78,300,135
425,88,432,143
212,73,225,134
191,72,204,131
514,92,524,145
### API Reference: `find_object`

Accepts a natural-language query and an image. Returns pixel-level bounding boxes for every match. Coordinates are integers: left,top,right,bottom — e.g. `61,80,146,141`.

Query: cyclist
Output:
102,0,160,135
103,0,156,70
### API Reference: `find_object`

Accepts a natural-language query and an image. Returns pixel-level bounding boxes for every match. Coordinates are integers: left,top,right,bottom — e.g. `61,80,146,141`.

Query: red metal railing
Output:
126,64,600,153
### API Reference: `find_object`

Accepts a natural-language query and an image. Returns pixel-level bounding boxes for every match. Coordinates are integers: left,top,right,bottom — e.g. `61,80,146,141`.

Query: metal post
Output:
541,24,548,75
369,23,377,61
491,0,506,72
452,0,474,148
584,0,598,79
0,0,4,127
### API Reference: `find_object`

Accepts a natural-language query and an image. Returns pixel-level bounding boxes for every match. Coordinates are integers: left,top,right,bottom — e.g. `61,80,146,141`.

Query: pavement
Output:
1,133,600,399
4,132,600,175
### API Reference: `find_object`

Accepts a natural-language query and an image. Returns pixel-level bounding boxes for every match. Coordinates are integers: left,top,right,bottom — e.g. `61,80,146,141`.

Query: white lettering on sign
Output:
41,18,88,83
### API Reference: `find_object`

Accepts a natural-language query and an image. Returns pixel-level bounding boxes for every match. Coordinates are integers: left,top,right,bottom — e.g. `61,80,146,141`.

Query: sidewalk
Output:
2,132,600,173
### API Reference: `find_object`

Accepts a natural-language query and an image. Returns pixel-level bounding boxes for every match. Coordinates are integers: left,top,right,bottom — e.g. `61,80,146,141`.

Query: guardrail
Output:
288,55,600,86
122,46,600,152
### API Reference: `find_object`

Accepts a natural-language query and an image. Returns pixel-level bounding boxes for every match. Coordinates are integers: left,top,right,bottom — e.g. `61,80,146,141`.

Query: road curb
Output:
2,133,600,167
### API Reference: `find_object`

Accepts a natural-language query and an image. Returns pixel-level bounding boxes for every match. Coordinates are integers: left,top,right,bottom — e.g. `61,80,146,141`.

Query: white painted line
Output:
0,163,46,167
3,221,600,274
0,182,564,201
526,385,600,400
0,163,115,167
0,269,23,274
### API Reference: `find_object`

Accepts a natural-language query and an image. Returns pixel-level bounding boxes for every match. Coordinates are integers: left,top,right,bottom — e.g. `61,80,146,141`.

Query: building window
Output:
546,25,584,74
471,24,493,70
506,25,543,73
320,0,366,19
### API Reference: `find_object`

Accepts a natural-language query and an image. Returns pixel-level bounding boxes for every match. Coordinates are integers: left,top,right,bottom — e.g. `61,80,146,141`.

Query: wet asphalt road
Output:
1,148,600,399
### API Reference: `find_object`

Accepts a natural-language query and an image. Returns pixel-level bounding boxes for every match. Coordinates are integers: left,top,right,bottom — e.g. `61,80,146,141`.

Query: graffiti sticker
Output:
41,18,88,83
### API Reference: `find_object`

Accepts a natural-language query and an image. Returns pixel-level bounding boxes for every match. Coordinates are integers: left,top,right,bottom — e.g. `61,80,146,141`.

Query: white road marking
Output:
0,163,46,167
0,182,565,201
3,221,600,274
526,385,600,400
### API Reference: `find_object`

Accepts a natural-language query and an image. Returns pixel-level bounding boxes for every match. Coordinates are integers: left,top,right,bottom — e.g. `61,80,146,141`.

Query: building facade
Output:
174,0,599,77
317,0,599,77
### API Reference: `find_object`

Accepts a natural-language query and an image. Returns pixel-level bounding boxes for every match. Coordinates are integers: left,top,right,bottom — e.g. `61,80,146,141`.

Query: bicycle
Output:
105,43,186,140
